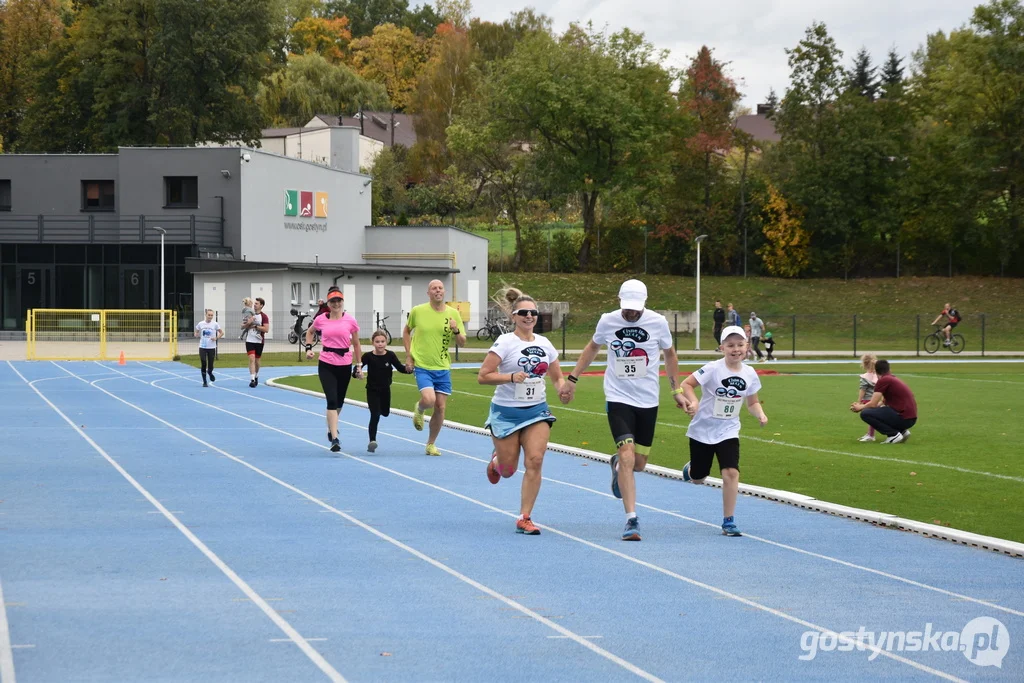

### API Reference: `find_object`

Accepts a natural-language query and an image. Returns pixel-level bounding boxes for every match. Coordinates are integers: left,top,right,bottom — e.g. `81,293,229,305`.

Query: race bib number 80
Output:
712,395,742,419
613,357,647,379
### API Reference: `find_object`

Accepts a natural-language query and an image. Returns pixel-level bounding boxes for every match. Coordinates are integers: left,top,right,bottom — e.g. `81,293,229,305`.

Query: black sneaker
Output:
202,381,209,387
254,377,259,386
330,438,341,453
249,379,257,388
327,432,333,444
209,373,215,383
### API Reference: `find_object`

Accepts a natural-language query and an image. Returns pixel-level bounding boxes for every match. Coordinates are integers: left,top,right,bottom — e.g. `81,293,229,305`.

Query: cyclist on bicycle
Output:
930,303,961,346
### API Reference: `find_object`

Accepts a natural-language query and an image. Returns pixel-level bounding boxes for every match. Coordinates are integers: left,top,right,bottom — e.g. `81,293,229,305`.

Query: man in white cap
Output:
559,279,687,541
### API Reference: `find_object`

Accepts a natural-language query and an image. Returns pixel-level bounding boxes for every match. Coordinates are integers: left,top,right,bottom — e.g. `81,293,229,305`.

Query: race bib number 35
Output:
613,357,647,379
712,395,742,419
514,376,545,402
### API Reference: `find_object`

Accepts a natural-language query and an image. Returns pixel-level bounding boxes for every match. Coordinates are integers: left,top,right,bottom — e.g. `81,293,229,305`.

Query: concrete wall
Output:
358,136,384,172
0,155,118,214
192,269,447,340
237,151,371,264
363,226,489,330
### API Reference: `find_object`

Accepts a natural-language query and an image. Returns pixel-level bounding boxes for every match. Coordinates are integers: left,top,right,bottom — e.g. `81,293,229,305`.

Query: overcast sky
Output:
470,0,980,110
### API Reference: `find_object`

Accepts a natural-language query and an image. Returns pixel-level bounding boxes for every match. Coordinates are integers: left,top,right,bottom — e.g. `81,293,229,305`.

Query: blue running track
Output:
1,360,1021,682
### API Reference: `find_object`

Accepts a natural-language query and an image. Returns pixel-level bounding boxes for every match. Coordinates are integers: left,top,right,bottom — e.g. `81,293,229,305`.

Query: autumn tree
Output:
756,184,810,276
349,22,433,110
289,15,352,62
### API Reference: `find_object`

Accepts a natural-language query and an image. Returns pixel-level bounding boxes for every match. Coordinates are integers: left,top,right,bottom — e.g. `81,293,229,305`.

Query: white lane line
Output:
272,638,327,643
114,367,964,680
61,365,663,683
0,576,16,683
136,363,1024,618
7,362,346,683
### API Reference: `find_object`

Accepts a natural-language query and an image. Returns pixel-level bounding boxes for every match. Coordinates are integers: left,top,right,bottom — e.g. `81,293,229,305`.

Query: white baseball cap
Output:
721,325,747,341
618,279,648,311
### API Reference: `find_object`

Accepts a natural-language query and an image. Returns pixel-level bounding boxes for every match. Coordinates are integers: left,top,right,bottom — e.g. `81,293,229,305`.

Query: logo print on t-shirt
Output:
517,346,549,377
720,376,747,392
611,327,650,365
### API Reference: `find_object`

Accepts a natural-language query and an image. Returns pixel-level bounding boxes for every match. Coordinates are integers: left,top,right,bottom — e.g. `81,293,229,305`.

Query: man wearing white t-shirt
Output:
559,279,687,542
680,325,768,536
242,297,269,387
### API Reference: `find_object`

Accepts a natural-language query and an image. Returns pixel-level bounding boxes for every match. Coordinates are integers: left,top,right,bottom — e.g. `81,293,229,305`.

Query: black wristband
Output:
566,374,578,384
305,344,312,351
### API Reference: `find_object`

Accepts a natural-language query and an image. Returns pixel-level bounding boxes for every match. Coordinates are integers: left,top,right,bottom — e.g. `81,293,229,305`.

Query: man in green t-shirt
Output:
403,279,467,456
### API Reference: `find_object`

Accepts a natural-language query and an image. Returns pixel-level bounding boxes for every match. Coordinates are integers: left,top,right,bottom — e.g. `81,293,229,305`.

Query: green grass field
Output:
274,361,1024,543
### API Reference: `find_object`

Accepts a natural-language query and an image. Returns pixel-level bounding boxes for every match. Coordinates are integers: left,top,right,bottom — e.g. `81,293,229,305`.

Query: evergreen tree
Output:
879,47,905,99
848,47,878,99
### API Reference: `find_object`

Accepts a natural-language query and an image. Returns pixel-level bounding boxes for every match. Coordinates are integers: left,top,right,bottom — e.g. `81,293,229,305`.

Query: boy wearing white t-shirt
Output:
680,325,768,536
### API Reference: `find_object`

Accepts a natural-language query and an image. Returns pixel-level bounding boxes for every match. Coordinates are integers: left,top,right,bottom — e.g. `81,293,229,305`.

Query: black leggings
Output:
199,348,216,376
318,361,353,411
366,386,392,441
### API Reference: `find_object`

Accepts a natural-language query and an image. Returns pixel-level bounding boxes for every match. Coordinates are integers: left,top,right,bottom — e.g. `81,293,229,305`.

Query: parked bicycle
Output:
288,308,319,347
923,325,964,354
476,316,511,341
375,312,393,345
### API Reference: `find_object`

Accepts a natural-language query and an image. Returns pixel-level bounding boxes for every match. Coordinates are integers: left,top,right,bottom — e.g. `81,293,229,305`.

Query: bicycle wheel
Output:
287,330,298,344
949,334,965,354
477,326,492,342
923,333,940,354
383,328,392,345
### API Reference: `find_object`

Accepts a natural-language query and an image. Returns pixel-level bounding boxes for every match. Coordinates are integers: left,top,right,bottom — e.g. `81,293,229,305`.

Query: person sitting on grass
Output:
849,359,916,444
679,325,768,537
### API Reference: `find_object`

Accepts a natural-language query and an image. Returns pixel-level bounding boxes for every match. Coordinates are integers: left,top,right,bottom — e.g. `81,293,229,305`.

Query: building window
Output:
309,282,320,306
82,180,115,211
291,281,301,305
165,176,198,208
0,180,10,211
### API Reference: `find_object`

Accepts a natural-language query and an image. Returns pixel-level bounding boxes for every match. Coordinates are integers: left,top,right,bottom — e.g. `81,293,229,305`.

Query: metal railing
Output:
0,214,223,245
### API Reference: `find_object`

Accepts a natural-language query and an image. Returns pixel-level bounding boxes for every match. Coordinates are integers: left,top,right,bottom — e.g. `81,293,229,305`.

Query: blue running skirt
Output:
485,401,556,439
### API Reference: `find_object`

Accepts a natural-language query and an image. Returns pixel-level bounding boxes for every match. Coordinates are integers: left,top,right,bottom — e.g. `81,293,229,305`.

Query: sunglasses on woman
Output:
513,309,538,317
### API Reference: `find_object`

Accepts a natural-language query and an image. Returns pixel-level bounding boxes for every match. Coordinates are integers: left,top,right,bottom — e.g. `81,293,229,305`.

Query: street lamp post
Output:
694,234,708,350
152,226,166,342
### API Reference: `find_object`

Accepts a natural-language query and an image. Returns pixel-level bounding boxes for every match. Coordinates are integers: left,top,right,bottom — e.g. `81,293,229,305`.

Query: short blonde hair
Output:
861,353,877,371
242,297,254,307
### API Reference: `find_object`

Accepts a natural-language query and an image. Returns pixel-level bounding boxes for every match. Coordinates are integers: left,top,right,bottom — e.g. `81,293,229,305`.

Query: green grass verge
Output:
275,361,1024,543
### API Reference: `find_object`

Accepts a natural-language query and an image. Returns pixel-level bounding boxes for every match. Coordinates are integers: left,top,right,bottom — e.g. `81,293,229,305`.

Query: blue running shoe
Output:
682,461,691,482
610,454,622,499
622,517,641,541
721,518,742,537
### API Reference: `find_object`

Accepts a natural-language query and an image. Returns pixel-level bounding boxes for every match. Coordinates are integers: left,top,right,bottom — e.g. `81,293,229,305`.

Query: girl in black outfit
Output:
359,330,410,452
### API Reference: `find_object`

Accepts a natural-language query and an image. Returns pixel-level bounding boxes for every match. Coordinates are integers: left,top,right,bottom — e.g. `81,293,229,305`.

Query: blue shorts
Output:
485,402,556,440
414,367,452,395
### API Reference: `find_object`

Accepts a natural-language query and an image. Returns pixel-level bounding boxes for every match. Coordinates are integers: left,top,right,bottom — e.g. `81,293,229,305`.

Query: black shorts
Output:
688,438,740,480
946,321,959,329
606,402,658,450
318,361,353,411
245,341,264,358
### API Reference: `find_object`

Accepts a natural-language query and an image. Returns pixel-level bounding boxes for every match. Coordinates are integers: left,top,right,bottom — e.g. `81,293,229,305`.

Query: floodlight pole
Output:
153,226,166,342
694,234,708,350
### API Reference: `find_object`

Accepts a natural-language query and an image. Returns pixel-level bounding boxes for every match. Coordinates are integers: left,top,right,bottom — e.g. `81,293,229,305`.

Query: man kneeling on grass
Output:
849,359,917,444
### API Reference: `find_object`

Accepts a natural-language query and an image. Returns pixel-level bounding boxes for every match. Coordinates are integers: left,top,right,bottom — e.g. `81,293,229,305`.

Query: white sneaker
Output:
858,434,875,442
901,429,911,443
882,432,905,444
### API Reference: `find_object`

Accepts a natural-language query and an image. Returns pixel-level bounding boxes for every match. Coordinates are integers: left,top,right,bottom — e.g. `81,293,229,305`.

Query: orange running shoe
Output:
487,454,500,484
516,516,540,535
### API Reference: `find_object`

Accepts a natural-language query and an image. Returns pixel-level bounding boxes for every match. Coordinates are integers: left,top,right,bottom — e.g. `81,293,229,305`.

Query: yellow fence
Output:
27,309,178,361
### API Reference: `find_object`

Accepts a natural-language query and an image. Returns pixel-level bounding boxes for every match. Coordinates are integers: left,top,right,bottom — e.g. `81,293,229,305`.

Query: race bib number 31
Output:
712,395,742,419
514,377,545,402
613,357,647,379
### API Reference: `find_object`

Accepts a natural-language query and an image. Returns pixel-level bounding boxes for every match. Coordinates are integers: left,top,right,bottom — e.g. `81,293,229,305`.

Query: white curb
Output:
266,377,1024,559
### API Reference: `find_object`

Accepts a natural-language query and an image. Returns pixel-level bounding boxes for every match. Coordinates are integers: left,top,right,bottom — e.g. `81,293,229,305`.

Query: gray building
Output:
0,141,489,336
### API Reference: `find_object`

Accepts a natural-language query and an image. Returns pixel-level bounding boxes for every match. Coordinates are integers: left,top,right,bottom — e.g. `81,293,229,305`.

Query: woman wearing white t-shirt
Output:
680,325,768,537
477,288,566,536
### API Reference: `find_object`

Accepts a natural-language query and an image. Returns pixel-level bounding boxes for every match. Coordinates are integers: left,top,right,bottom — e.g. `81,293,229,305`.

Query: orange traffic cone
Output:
118,351,126,366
